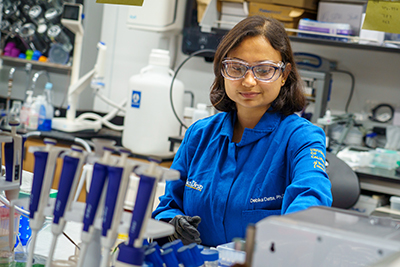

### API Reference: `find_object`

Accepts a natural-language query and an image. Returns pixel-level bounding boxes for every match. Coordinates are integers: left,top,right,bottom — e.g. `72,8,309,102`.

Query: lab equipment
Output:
77,146,113,267
294,52,337,72
47,24,73,53
115,160,163,267
252,206,400,266
126,0,186,33
298,69,332,124
100,148,133,267
122,49,184,157
51,39,124,132
52,3,107,132
201,249,219,267
45,145,87,267
48,43,70,65
3,120,24,261
19,23,48,54
27,139,67,267
161,248,180,267
37,82,54,131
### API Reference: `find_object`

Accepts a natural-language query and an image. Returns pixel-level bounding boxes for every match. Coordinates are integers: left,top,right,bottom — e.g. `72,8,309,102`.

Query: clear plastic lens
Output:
222,59,284,82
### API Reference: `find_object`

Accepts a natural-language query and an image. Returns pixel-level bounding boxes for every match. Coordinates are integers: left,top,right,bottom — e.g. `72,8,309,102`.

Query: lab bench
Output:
355,166,400,196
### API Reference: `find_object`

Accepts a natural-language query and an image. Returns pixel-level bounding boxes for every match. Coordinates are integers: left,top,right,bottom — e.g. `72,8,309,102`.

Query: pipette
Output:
76,146,113,267
115,159,162,267
45,145,86,267
27,139,63,267
100,148,133,267
4,120,24,261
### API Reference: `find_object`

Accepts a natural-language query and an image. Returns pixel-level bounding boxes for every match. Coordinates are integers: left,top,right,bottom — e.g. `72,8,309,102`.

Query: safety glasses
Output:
221,58,285,83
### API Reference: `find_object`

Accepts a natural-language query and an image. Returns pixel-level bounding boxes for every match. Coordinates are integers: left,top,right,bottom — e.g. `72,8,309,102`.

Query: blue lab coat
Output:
152,110,332,247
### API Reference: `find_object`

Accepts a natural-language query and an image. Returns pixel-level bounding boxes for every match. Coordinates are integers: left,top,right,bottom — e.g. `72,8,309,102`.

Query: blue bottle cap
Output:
161,248,180,267
161,242,174,251
177,246,195,267
188,243,204,266
201,249,219,261
148,241,161,252
45,82,53,90
171,239,183,251
144,248,164,267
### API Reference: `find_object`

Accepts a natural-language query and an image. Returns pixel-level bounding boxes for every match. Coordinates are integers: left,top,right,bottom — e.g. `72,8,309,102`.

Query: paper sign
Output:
96,0,144,6
363,0,400,34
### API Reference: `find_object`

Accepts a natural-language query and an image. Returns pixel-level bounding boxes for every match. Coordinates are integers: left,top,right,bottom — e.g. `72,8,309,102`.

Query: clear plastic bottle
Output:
27,95,43,130
192,103,209,123
201,249,219,267
9,100,22,124
38,82,54,131
20,90,34,129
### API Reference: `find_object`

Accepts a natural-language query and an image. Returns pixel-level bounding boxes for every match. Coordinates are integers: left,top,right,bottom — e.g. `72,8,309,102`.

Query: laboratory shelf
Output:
0,55,72,75
289,36,400,54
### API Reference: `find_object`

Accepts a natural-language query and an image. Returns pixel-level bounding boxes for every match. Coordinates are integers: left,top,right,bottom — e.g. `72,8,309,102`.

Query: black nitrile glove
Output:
169,215,202,245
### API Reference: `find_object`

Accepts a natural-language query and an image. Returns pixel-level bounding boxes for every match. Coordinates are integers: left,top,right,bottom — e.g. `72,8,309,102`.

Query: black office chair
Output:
326,152,361,209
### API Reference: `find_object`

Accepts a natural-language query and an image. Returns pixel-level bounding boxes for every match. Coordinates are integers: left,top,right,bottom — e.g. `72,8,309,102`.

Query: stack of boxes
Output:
203,0,369,41
215,0,318,33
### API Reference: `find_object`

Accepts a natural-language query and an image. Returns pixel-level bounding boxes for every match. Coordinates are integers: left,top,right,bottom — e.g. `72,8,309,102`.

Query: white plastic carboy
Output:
122,49,184,157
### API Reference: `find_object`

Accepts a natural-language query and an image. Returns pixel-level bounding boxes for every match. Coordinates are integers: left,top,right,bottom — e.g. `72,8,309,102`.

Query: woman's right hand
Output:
169,215,202,245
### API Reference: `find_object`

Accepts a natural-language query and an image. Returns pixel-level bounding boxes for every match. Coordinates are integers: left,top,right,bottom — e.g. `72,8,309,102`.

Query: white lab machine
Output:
252,206,400,267
126,0,186,33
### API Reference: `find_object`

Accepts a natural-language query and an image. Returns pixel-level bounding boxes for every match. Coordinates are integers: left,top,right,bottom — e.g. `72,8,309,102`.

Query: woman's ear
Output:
283,63,292,80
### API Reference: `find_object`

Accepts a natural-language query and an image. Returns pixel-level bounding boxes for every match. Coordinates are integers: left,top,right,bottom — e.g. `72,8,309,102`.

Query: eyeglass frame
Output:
221,58,286,83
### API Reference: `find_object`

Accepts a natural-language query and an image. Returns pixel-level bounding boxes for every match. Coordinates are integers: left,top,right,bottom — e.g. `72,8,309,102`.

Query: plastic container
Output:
9,100,22,123
201,249,219,267
38,83,54,131
122,49,184,156
216,242,246,267
20,91,34,129
192,103,209,123
0,206,20,264
390,196,400,211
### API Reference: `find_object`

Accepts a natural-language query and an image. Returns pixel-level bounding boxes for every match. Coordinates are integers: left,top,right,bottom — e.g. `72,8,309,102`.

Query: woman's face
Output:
224,35,286,115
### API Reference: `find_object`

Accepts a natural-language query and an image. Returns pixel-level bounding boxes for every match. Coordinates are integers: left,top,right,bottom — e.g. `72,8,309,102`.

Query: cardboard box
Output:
221,1,248,16
248,2,316,32
317,1,366,36
249,0,318,10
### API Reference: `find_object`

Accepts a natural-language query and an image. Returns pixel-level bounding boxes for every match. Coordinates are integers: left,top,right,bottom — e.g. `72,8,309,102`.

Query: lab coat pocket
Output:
242,209,281,226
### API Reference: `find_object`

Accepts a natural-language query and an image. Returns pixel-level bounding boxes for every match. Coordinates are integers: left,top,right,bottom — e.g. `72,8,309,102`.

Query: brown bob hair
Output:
210,15,306,115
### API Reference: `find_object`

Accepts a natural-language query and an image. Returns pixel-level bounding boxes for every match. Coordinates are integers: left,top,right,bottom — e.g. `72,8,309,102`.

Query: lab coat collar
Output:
221,109,282,146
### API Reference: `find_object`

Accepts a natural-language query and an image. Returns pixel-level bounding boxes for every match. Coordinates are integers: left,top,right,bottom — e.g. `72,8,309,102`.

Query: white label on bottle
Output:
131,91,141,108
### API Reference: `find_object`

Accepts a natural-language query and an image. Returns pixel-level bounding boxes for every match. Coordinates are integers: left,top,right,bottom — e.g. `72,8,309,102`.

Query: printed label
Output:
131,91,141,108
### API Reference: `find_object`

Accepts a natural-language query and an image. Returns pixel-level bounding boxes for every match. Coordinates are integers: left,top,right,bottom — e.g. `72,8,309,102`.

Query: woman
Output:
152,16,332,247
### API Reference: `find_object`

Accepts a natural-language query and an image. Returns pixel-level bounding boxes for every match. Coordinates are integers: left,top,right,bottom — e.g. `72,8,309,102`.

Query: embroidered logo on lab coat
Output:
310,148,326,171
185,180,203,192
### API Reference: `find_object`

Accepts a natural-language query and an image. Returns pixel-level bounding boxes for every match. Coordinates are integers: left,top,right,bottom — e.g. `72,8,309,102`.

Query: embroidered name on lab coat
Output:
185,180,203,192
250,194,284,204
310,148,326,171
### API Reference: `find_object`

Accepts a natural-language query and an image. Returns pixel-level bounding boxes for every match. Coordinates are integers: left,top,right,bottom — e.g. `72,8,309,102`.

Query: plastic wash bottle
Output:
122,49,184,156
38,82,54,131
